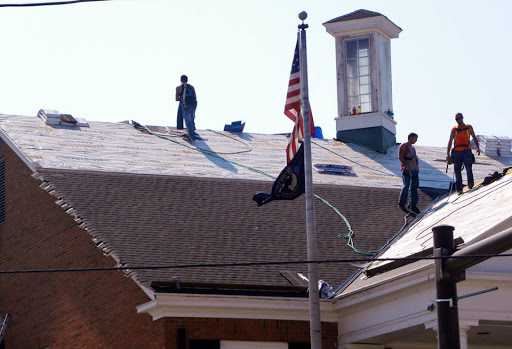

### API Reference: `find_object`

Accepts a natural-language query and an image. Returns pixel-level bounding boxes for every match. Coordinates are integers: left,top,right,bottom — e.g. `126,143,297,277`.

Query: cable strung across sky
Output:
1,253,512,275
0,0,109,7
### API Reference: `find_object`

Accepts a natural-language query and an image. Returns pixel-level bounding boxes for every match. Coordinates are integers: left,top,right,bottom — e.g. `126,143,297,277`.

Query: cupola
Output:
323,9,402,152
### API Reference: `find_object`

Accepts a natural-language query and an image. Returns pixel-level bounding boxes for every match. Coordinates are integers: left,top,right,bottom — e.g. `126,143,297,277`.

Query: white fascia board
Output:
335,113,397,133
134,280,156,301
465,271,512,282
460,309,512,322
334,263,435,310
137,293,337,322
340,311,437,344
338,282,436,330
0,129,36,172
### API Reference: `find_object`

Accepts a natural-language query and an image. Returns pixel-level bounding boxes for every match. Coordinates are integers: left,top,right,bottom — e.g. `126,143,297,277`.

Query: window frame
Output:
344,36,373,116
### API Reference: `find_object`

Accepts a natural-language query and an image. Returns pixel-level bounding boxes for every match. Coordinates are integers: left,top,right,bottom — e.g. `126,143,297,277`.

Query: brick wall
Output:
0,142,165,348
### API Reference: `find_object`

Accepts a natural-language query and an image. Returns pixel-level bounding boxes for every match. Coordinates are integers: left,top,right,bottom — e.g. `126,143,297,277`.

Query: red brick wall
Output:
165,317,338,348
0,142,165,348
0,142,338,348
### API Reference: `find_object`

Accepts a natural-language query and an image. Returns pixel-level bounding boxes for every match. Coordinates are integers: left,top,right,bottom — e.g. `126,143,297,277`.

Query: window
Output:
345,38,372,115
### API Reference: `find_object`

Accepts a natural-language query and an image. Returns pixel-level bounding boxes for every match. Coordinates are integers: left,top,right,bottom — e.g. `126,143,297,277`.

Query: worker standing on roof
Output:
398,132,420,215
446,113,481,195
176,75,199,140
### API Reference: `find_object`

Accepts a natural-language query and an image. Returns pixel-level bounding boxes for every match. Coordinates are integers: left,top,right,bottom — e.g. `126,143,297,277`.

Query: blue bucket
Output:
313,126,323,139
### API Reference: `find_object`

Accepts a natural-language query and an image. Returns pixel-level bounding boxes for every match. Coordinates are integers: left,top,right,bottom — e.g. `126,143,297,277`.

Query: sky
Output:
0,0,511,148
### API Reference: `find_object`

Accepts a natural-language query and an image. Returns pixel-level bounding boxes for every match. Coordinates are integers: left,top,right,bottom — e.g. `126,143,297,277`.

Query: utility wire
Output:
0,0,109,7
1,253,512,275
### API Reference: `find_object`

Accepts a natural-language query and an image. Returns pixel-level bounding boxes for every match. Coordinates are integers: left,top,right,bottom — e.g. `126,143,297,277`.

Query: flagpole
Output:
298,11,322,349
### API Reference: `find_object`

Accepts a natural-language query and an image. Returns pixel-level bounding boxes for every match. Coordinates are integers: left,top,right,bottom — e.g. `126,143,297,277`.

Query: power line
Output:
1,253,512,275
0,0,110,8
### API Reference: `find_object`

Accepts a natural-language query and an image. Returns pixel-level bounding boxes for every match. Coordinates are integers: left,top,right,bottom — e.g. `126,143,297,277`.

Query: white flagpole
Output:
298,11,322,349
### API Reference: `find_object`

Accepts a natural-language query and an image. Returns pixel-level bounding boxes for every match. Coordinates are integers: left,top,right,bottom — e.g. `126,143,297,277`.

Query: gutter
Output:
137,292,338,322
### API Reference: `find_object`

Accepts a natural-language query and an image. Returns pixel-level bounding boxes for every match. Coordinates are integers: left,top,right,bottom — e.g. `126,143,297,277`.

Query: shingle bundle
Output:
37,109,62,125
37,109,89,127
497,137,512,157
476,135,512,157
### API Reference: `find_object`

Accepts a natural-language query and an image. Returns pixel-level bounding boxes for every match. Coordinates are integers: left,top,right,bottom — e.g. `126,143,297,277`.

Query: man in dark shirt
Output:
175,75,199,140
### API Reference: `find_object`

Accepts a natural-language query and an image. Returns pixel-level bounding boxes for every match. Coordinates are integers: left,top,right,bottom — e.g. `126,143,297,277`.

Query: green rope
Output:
146,128,275,180
132,122,408,256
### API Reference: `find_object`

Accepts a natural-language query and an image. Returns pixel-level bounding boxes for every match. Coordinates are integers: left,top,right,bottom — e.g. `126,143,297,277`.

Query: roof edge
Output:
32,171,155,300
0,131,37,172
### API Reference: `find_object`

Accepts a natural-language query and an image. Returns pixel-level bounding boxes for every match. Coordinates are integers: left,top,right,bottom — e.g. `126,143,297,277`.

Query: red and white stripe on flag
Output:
284,39,314,164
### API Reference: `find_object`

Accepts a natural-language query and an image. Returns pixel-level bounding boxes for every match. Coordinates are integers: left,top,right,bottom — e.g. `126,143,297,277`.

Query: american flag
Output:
284,39,315,163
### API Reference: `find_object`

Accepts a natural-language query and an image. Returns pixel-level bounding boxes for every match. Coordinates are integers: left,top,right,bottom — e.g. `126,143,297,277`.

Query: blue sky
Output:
1,0,511,148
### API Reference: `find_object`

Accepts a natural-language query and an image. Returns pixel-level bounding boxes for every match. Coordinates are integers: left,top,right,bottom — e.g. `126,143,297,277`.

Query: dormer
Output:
323,9,402,152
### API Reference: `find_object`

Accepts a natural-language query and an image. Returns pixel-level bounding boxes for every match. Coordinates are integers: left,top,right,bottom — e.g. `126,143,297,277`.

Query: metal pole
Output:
446,226,512,274
298,11,322,349
433,225,460,349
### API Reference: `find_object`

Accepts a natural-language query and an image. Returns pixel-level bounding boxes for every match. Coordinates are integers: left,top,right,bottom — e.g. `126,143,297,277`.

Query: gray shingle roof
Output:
35,168,436,289
1,114,510,293
324,9,385,24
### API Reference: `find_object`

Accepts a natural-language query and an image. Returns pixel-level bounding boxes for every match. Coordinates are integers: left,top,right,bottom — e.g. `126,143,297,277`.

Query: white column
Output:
459,325,471,349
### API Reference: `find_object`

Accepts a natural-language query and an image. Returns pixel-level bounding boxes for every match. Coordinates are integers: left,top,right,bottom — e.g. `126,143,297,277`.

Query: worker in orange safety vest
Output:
446,112,481,194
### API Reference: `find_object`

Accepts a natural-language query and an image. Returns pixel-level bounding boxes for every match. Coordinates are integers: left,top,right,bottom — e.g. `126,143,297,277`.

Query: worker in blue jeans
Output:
446,113,480,194
175,75,199,140
398,133,420,214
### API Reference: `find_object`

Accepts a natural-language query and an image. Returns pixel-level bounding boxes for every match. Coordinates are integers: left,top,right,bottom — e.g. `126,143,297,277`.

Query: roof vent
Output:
224,120,245,132
37,109,89,127
313,163,355,176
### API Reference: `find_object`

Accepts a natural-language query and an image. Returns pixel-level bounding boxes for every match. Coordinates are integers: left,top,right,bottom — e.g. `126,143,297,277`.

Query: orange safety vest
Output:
452,124,471,151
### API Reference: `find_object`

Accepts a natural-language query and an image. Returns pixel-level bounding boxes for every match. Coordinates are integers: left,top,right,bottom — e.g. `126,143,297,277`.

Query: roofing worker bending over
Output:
446,112,480,195
398,132,420,215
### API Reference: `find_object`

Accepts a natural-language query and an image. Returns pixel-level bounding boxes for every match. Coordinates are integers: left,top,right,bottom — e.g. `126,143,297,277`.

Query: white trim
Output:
0,129,36,172
465,271,512,282
339,311,436,344
137,293,338,322
334,263,434,308
220,340,287,349
137,282,156,301
335,113,396,134
324,16,402,40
